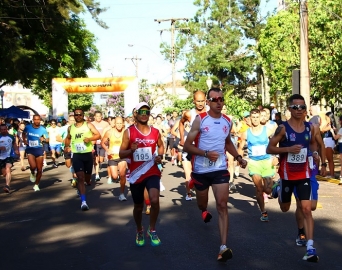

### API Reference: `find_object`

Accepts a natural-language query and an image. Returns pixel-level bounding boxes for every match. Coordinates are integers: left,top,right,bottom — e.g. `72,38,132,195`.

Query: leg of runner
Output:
27,154,37,185
182,155,192,201
118,161,127,201
34,156,44,190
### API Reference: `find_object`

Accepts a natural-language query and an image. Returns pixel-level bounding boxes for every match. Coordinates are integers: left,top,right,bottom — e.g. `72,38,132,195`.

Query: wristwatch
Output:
204,150,209,158
321,163,327,167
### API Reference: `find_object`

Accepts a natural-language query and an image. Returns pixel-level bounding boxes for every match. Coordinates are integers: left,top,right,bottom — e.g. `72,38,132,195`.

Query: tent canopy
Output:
0,106,30,119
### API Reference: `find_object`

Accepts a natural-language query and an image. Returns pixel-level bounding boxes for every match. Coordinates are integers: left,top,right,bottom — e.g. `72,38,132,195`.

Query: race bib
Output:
251,145,266,156
203,154,223,168
29,140,39,147
133,147,152,162
75,143,86,152
111,146,120,154
287,148,307,163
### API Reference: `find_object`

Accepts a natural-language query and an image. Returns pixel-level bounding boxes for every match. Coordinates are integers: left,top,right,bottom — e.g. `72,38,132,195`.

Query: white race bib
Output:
203,154,223,168
133,147,152,162
251,145,266,156
111,145,120,154
75,143,86,152
287,148,307,163
29,140,39,147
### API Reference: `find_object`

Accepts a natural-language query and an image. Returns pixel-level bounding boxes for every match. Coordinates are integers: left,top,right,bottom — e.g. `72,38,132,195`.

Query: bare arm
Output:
266,125,296,155
64,126,72,149
237,131,247,156
183,116,204,156
119,129,134,159
171,120,180,137
101,130,111,152
179,110,191,145
85,123,101,143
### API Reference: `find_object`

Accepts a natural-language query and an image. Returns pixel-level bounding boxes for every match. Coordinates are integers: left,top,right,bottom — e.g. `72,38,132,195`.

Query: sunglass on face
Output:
289,105,307,111
208,97,224,103
74,113,84,116
137,109,151,116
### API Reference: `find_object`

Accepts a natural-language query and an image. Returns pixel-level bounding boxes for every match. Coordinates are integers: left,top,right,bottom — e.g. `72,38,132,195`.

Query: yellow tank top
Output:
109,128,124,159
70,122,93,153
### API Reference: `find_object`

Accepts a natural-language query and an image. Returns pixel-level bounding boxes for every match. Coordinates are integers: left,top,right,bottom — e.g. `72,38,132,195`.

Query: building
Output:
277,0,287,11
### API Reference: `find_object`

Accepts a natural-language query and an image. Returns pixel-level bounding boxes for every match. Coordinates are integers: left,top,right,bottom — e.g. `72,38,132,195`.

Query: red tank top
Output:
128,125,161,184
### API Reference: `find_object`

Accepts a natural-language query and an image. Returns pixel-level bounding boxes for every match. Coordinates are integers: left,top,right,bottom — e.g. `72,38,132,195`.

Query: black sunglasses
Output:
74,113,84,116
289,105,307,111
208,97,224,102
137,109,151,116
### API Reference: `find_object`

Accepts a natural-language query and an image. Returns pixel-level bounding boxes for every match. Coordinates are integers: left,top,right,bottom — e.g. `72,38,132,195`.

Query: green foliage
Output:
224,90,253,119
163,97,194,114
69,93,94,112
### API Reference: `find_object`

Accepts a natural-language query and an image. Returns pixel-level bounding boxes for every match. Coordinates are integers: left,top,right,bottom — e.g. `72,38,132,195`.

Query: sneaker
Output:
119,194,127,201
147,227,161,246
81,201,89,211
186,194,192,201
160,182,165,192
52,163,58,168
303,248,319,262
202,210,212,223
43,162,47,167
271,180,280,199
296,233,307,247
76,189,80,197
145,205,151,215
33,185,40,192
71,179,77,187
234,166,240,177
136,229,145,247
30,173,36,183
339,176,342,185
178,161,182,166
107,177,113,184
95,175,101,182
217,246,233,262
263,192,269,203
260,211,269,222
3,185,10,193
229,182,236,191
173,159,177,166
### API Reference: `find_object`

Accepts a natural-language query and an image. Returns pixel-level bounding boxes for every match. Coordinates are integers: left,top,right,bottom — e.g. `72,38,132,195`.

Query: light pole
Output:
0,89,4,109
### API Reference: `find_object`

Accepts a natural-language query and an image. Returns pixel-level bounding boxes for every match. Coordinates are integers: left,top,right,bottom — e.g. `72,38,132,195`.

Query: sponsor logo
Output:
214,122,220,124
289,133,296,141
223,125,228,134
134,138,155,145
202,126,210,132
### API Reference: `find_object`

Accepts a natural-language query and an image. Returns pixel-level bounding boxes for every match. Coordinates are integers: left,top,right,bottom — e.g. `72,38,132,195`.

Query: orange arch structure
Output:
52,77,139,119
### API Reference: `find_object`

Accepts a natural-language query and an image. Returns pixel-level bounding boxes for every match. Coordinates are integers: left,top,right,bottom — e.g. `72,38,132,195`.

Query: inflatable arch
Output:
52,77,139,119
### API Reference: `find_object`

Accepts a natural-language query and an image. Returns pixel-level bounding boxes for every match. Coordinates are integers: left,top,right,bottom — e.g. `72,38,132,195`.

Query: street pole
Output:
299,0,311,109
125,56,142,78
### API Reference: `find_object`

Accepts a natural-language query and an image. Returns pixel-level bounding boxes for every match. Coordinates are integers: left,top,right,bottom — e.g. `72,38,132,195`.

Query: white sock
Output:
220,245,227,251
307,239,314,250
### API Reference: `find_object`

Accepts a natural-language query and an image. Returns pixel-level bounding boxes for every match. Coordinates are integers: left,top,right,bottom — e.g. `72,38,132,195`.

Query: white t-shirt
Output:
271,108,278,121
338,128,342,143
47,126,61,145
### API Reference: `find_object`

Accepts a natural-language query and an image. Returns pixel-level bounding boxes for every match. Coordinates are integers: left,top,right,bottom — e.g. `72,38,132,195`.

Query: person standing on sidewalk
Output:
119,102,164,247
184,88,247,262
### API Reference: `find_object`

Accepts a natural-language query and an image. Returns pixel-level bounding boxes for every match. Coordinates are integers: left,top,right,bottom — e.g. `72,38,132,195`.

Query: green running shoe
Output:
136,230,145,247
147,227,161,246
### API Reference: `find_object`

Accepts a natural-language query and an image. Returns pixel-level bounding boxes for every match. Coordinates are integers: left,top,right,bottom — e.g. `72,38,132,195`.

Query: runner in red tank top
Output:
119,102,164,247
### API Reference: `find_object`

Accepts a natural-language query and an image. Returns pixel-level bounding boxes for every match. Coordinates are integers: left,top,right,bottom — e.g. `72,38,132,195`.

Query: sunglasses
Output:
74,113,84,116
208,97,224,102
137,109,151,116
289,105,307,110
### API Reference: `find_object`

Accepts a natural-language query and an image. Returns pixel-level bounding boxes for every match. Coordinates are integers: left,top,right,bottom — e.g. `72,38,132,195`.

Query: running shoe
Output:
30,173,36,183
33,185,40,192
234,166,240,177
202,210,212,223
271,180,280,199
217,246,233,262
52,163,58,168
303,248,319,262
185,194,192,201
160,182,165,192
260,211,269,222
136,229,145,247
145,205,151,215
263,192,269,203
147,227,161,246
339,176,342,185
95,175,101,182
3,185,10,193
81,201,89,211
178,161,182,166
107,177,113,184
71,179,77,187
296,233,307,247
119,194,127,201
229,182,236,191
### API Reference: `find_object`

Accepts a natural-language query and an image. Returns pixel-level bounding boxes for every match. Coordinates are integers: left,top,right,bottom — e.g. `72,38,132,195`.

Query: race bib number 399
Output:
287,148,307,163
133,147,152,162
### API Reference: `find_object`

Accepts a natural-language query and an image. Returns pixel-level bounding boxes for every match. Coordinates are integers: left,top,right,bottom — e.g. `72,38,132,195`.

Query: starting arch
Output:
52,77,139,119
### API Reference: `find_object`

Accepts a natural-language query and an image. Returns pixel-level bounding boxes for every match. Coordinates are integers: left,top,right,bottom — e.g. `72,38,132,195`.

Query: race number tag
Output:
29,140,39,147
251,145,266,156
203,154,223,168
75,143,86,152
287,148,307,163
111,146,120,154
133,147,152,162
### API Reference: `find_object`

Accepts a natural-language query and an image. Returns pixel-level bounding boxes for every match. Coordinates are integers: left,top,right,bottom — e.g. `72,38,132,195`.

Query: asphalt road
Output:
1,158,342,270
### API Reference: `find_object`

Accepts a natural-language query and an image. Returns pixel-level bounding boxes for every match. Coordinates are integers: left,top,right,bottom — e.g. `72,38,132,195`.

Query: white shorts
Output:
323,137,335,148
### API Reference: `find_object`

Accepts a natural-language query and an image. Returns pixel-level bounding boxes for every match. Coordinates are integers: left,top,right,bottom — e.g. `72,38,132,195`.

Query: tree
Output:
69,93,94,112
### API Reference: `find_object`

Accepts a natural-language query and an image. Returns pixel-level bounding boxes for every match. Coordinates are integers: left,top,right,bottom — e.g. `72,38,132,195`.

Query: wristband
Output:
321,163,327,167
234,155,242,161
158,155,163,159
204,150,208,158
312,151,319,156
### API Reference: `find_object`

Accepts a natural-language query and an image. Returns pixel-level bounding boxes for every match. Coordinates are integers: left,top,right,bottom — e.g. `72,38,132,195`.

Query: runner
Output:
16,122,28,171
184,88,247,262
238,109,274,221
47,119,62,168
64,109,101,211
267,94,319,262
1,124,19,193
119,102,164,247
22,115,49,192
101,116,128,201
91,111,109,181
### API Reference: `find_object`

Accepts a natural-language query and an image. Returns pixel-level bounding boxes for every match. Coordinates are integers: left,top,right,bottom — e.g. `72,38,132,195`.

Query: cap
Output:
134,102,150,111
270,103,275,107
243,111,250,118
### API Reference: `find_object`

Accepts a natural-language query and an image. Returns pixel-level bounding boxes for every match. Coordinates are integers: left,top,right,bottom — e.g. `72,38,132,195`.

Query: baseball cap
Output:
243,111,250,118
270,103,275,107
134,102,150,111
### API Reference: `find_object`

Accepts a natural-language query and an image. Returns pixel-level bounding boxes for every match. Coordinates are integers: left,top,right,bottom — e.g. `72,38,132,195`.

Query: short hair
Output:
206,88,222,99
50,119,57,123
33,114,41,119
94,111,102,115
250,109,260,115
73,108,83,113
288,94,304,105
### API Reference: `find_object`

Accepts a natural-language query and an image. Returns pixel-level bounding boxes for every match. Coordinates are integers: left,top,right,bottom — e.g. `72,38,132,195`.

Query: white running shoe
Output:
30,173,36,183
234,166,240,177
118,194,127,201
81,201,89,211
160,182,166,192
185,194,192,201
107,177,113,184
33,185,40,192
229,182,236,190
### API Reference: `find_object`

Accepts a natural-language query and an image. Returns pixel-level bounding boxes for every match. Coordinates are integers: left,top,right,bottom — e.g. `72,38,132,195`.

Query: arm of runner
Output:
84,123,101,143
237,131,246,157
101,130,110,153
226,126,247,168
64,126,72,152
12,135,19,154
171,119,179,137
313,124,327,176
154,132,164,165
179,110,190,146
119,129,137,159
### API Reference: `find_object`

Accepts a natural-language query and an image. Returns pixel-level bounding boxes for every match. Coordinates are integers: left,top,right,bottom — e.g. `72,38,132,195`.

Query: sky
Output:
83,0,277,84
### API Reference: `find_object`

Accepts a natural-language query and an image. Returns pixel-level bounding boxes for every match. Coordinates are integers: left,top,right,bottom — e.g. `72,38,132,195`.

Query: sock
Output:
307,239,314,250
80,194,86,202
298,228,305,235
220,245,227,251
145,199,150,206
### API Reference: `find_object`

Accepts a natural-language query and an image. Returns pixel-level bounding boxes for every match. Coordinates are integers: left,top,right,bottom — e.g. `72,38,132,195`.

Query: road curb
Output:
316,175,340,185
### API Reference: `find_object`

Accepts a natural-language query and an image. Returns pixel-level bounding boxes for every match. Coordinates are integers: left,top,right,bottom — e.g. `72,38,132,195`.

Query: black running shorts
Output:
191,170,230,191
129,175,160,204
72,152,93,174
279,179,311,203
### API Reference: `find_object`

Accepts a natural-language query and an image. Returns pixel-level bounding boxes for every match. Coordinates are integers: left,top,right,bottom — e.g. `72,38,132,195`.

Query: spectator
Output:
270,103,277,121
332,115,342,184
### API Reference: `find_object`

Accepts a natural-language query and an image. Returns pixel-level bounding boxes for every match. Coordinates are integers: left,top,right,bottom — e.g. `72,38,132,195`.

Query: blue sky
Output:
84,0,277,84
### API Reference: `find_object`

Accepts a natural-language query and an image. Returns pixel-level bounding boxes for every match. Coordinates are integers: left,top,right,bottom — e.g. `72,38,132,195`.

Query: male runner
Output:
184,88,247,262
179,90,207,201
267,94,319,262
47,119,62,168
22,115,49,191
101,116,127,201
91,111,109,181
119,102,164,247
64,109,101,211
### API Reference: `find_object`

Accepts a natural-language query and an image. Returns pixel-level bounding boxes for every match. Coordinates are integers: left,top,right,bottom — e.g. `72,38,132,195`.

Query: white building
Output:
277,0,287,11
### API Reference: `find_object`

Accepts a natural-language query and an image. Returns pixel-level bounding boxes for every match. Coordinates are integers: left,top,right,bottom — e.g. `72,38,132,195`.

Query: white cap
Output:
270,103,275,107
134,102,150,111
